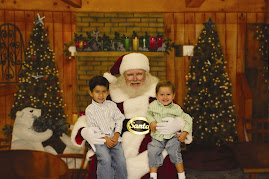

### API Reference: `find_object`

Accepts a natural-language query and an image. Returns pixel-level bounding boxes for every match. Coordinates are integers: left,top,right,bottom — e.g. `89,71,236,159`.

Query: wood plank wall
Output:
0,10,77,138
165,12,267,141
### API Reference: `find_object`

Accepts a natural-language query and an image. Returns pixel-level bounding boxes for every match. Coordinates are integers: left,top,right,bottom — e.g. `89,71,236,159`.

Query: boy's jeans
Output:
148,136,182,167
95,142,127,179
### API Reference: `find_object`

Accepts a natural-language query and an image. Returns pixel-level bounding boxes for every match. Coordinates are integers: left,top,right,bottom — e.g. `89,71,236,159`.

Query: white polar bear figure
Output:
11,107,56,154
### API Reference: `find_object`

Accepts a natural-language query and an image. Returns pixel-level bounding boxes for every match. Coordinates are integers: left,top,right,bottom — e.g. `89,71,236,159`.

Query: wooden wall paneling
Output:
164,13,176,84
0,10,4,81
14,11,26,83
215,13,226,59
225,13,237,103
174,13,185,106
62,12,74,122
257,13,265,23
225,13,241,138
237,13,247,73
24,11,35,48
195,13,205,39
71,12,77,113
247,13,257,23
0,95,6,138
184,13,195,104
52,12,64,85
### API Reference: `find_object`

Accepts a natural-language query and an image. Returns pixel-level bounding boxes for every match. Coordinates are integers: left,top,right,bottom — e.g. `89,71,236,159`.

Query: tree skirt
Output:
183,145,238,171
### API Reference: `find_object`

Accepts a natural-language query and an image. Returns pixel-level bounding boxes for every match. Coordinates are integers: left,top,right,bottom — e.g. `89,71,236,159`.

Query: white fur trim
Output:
103,72,117,84
120,53,149,74
122,132,145,159
123,95,149,119
86,150,95,160
71,115,87,147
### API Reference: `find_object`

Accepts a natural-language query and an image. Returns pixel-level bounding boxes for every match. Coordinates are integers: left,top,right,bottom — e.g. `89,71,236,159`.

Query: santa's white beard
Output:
111,73,154,98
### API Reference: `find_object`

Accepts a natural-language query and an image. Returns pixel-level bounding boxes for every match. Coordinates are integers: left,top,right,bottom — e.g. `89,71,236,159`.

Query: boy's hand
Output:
111,132,120,145
150,121,157,132
177,131,188,143
104,137,114,148
104,132,120,148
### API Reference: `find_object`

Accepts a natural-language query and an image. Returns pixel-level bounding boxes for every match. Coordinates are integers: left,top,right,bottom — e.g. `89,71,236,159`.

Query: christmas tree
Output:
184,18,238,147
10,14,69,138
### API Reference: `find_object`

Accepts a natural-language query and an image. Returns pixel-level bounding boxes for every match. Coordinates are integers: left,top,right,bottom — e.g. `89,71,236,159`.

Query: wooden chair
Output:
58,147,90,179
0,150,68,179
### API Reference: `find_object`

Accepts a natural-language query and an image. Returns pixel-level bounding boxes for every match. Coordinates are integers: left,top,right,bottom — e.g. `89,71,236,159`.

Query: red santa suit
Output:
71,53,180,179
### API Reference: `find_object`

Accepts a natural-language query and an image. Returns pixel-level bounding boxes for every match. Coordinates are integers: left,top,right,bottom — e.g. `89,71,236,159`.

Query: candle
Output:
83,41,87,49
125,37,130,51
143,37,146,48
157,37,163,48
79,41,84,49
150,37,156,51
133,37,139,51
75,41,80,50
72,112,78,124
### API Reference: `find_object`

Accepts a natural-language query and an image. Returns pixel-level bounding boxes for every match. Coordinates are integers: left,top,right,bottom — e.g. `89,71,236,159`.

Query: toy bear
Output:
11,107,55,153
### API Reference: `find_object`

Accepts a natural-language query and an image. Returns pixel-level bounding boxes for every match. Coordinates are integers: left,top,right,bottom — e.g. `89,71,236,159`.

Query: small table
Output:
230,143,269,179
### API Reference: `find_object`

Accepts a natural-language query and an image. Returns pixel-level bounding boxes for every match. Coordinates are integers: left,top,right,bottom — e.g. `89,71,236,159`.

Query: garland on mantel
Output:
69,31,174,54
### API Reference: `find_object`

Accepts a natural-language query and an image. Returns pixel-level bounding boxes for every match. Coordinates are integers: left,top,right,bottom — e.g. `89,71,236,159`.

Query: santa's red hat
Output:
104,53,150,83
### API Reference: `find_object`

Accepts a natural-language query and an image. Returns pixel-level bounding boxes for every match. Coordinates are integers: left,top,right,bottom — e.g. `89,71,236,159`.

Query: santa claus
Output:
71,53,187,179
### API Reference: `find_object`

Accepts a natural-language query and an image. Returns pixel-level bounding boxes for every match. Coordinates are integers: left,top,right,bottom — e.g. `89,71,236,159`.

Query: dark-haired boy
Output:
84,76,127,179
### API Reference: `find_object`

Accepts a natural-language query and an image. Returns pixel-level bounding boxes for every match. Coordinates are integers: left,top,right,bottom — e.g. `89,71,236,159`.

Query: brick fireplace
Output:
76,13,167,113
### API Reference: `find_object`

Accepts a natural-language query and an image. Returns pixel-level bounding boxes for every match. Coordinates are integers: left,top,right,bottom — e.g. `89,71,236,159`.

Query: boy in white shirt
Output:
85,76,127,179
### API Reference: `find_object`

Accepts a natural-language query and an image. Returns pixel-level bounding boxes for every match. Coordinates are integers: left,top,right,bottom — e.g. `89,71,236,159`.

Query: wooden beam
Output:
185,0,205,8
61,0,81,8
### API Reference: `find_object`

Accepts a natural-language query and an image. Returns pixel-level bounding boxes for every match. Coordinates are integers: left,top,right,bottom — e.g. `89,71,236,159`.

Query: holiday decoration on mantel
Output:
73,31,175,54
184,18,238,147
8,14,69,139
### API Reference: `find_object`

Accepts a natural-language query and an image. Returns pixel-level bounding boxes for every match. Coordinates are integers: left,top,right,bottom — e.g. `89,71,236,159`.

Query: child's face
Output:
89,85,109,103
156,86,175,106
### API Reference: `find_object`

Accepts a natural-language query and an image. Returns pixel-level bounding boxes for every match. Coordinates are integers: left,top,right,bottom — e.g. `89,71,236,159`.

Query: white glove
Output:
81,127,106,152
156,117,181,134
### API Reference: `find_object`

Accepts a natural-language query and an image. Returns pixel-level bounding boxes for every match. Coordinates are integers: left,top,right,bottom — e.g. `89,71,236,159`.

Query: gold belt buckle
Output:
126,117,150,135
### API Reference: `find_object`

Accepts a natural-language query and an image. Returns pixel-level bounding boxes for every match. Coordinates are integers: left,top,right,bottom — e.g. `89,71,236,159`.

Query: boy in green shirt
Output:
146,80,192,179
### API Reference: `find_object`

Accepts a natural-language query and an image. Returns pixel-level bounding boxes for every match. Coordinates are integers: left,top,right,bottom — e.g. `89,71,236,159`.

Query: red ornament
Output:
25,99,28,103
225,119,228,122
29,88,32,92
51,81,55,83
37,92,41,96
57,94,61,97
45,38,48,41
196,71,200,74
32,57,35,60
43,77,46,80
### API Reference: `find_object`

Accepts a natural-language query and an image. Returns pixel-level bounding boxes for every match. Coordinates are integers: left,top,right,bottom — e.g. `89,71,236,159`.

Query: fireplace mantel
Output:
76,51,166,57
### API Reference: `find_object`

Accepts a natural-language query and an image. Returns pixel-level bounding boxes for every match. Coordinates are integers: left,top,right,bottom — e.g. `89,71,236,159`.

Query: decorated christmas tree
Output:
184,18,238,147
9,14,69,138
